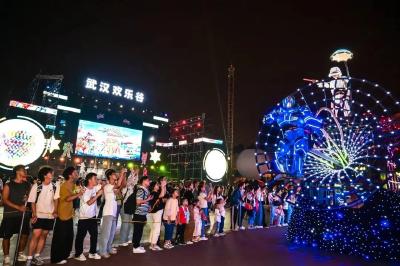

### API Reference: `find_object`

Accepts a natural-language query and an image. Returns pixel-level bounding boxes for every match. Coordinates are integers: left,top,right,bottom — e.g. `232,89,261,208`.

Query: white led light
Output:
135,92,144,103
57,105,81,113
143,122,159,128
99,82,110,93
156,142,173,147
193,137,223,145
112,85,123,96
153,116,169,123
179,140,187,145
85,78,97,90
43,91,68,100
124,88,134,100
203,148,227,183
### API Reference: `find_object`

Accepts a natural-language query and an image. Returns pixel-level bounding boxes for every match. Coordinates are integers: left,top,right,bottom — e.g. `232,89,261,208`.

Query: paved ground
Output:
51,227,395,266
2,207,399,266
1,207,235,264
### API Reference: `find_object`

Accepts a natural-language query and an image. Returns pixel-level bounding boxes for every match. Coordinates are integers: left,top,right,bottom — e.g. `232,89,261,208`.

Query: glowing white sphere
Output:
203,148,227,182
0,118,46,168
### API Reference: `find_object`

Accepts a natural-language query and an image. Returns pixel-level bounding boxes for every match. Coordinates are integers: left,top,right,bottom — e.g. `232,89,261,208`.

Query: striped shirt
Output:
134,186,150,216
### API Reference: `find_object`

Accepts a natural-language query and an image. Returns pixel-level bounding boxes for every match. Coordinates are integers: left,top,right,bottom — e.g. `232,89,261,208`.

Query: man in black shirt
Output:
0,165,31,265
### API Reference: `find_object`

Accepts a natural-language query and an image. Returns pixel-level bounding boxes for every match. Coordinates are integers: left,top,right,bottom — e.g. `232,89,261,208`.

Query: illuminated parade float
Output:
256,50,400,260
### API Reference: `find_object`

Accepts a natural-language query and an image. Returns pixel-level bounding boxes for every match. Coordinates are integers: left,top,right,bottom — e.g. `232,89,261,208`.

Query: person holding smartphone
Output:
74,173,103,261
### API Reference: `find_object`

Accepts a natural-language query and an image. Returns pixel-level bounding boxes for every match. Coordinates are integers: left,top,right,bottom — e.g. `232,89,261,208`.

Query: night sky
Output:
1,1,399,147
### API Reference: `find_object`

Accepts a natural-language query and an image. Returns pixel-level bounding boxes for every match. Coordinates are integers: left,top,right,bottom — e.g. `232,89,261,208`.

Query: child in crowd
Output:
163,189,179,249
192,199,202,243
183,197,195,244
176,198,192,245
214,198,226,237
274,205,285,226
198,183,210,240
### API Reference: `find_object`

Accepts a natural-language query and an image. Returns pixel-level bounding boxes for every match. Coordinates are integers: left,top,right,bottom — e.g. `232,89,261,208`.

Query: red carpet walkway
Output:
59,227,397,266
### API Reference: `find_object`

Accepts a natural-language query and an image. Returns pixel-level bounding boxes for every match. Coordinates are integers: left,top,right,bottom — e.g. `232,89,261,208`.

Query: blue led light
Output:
380,219,390,228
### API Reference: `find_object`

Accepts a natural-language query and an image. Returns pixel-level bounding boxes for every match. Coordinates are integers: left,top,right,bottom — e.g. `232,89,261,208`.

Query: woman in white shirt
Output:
99,169,123,258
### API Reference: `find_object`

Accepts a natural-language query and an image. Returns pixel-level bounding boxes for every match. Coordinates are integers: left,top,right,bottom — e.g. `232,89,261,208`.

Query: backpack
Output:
36,182,57,203
124,185,139,215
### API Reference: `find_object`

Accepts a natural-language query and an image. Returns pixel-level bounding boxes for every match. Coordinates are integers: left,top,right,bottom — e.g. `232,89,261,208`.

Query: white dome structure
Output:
236,149,269,179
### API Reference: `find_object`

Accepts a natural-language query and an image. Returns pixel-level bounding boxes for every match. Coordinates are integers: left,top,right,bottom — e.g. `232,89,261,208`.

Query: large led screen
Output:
75,120,142,160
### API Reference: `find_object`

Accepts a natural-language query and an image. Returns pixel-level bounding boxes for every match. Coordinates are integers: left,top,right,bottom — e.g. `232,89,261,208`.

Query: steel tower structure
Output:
227,64,235,173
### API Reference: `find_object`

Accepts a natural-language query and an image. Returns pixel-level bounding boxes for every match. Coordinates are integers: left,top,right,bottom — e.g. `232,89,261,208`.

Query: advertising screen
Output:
75,120,142,160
